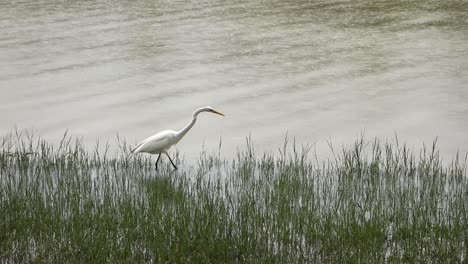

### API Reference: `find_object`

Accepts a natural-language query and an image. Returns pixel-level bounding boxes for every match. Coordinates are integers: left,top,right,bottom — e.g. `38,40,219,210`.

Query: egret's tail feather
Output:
131,141,145,154
130,146,139,154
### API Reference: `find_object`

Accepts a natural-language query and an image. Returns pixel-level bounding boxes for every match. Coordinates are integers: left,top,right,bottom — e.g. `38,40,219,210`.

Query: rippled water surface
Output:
1,0,468,160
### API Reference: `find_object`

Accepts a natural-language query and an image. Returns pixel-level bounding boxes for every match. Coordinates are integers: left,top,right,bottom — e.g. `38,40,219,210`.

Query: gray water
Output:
1,0,468,161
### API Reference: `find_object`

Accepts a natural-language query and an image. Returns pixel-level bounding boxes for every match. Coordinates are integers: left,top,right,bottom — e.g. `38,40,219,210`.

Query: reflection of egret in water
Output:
131,106,225,170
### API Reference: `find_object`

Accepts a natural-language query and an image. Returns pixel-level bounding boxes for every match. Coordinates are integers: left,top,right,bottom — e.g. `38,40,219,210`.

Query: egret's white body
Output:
132,130,177,154
132,106,224,169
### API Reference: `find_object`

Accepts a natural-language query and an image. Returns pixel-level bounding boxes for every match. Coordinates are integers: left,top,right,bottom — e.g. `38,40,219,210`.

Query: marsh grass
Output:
1,131,467,263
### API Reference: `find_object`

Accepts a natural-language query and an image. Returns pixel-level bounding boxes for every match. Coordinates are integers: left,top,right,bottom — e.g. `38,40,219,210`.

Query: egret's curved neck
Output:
176,109,204,141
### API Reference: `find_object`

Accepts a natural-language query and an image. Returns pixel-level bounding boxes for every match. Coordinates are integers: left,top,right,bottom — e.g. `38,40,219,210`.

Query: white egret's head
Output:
204,106,225,116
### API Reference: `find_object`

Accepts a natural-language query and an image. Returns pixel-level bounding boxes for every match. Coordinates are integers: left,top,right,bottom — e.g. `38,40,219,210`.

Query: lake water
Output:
1,0,467,162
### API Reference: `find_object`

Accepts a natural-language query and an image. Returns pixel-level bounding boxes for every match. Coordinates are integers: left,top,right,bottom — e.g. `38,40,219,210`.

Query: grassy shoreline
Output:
1,133,467,263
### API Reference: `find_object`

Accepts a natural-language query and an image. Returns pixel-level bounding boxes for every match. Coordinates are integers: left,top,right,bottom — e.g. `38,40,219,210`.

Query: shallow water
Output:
1,0,468,161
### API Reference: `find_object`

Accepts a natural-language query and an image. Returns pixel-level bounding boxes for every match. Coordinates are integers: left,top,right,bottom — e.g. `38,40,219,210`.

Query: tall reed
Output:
1,131,466,262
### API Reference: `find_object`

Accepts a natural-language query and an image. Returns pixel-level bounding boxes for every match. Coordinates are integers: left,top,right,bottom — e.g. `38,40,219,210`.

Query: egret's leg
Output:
155,154,161,171
166,155,178,170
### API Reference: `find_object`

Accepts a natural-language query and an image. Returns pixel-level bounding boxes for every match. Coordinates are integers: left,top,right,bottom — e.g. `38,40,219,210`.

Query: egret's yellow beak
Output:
212,109,225,116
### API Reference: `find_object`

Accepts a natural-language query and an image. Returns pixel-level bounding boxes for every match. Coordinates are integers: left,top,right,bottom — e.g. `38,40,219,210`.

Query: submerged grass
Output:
1,131,467,263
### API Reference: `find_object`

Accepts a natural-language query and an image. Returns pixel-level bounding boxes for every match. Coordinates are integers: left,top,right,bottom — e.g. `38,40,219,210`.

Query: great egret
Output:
131,106,225,170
